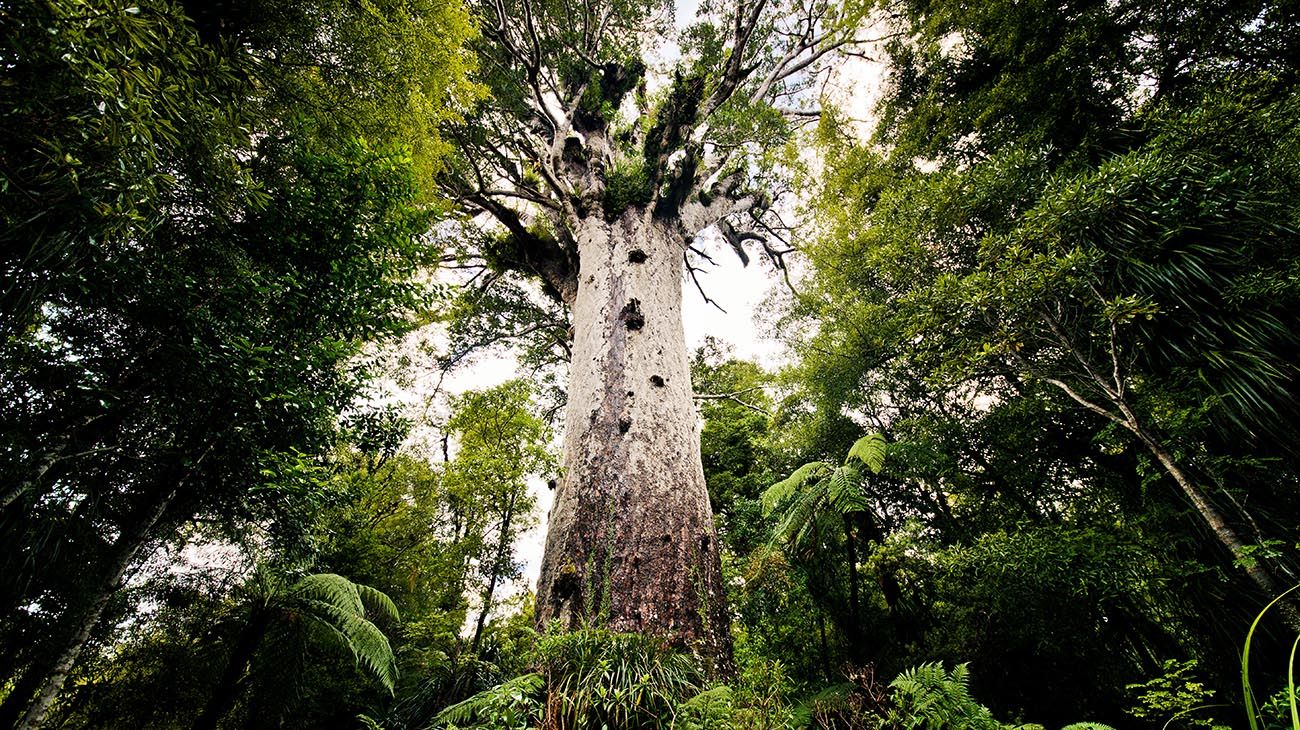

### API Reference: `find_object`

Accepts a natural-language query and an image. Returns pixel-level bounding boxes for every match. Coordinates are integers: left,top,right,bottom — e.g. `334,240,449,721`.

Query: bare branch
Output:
693,386,771,414
684,252,727,313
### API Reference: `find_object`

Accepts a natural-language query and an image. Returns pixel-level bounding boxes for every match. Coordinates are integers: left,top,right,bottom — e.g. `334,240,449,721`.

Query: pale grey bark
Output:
15,489,176,730
535,211,732,672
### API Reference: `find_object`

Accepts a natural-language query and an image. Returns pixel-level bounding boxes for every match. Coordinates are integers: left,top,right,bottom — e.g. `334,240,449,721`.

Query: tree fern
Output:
193,571,401,730
288,573,400,692
761,432,888,556
300,599,399,692
773,481,829,547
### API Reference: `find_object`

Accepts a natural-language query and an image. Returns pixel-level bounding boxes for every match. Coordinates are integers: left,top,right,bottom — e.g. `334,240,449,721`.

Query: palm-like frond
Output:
293,573,366,616
827,465,868,513
356,582,401,624
846,433,888,473
286,574,401,693
761,460,831,516
772,478,830,546
764,433,889,551
299,598,399,692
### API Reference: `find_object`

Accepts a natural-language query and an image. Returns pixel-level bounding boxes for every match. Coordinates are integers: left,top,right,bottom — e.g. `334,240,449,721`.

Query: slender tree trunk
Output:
535,212,732,673
470,492,518,654
843,517,860,618
816,608,830,684
1125,418,1299,625
1039,360,1300,625
192,611,272,730
853,512,901,613
9,489,177,730
2,409,127,512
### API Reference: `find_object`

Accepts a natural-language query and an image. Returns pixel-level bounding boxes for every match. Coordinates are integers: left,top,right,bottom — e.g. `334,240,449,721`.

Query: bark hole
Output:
700,535,710,551
552,568,580,601
661,534,671,543
618,418,632,434
562,135,586,163
650,375,665,387
621,299,644,330
547,479,557,490
628,249,647,263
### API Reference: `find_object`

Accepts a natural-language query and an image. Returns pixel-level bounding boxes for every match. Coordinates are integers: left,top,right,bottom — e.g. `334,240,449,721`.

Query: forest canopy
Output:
2,0,1300,728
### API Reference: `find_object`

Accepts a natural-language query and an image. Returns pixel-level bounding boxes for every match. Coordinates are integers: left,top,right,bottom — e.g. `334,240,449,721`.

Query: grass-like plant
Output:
1242,585,1300,730
426,628,703,729
536,629,703,729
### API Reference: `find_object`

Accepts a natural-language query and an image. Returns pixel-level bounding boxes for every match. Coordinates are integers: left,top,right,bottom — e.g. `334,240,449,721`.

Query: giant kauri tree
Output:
443,0,874,668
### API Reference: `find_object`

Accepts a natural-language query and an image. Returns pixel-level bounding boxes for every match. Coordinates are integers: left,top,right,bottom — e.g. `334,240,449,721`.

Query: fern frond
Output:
299,598,398,692
826,465,868,513
774,478,829,546
761,461,831,516
356,582,401,624
293,573,366,615
846,432,887,473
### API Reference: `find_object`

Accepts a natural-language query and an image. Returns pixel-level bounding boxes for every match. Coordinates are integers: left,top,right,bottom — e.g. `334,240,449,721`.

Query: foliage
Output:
280,573,401,691
9,0,1300,726
180,0,480,197
535,629,703,729
425,629,704,729
182,570,403,730
886,663,1009,730
762,433,886,535
1243,586,1300,730
789,0,1300,721
433,672,545,729
0,0,475,723
603,156,655,220
1126,660,1227,729
673,686,737,729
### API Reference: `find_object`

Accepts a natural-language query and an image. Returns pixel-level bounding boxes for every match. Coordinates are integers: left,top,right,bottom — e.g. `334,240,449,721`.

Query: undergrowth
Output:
406,628,1137,729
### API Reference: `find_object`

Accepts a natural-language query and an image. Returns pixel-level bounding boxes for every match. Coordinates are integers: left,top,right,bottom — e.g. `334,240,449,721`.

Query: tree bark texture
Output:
534,212,732,674
11,489,176,730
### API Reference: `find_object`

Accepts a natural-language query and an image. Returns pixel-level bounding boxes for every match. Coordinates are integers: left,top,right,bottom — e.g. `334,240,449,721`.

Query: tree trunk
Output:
843,517,860,618
816,608,830,683
853,511,901,613
192,611,272,730
471,491,518,654
534,212,732,674
1033,356,1300,626
9,489,176,730
1124,418,1300,626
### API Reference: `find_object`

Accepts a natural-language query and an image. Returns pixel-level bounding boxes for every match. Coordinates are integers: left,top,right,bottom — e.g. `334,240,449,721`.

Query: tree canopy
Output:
4,0,1300,727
